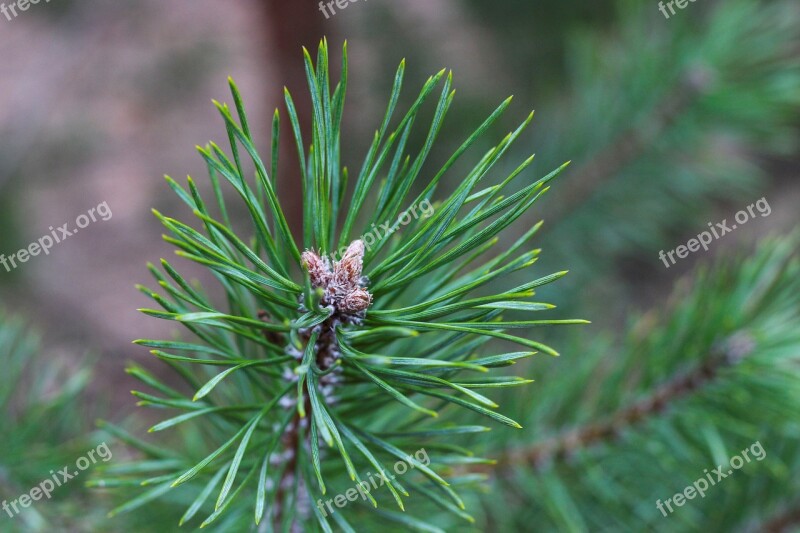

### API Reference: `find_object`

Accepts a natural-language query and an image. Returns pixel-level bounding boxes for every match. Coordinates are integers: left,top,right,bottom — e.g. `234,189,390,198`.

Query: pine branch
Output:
0,310,113,531
504,331,753,469
97,39,582,531
548,66,709,224
526,0,800,308
480,234,800,531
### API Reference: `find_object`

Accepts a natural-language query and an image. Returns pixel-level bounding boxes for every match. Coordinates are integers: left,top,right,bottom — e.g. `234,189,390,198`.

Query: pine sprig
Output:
528,0,800,308
484,234,800,532
98,39,582,530
0,311,100,532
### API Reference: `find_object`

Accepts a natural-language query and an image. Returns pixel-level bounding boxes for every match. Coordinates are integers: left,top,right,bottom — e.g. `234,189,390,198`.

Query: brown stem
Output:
760,503,800,533
258,310,286,347
259,1,329,239
754,502,800,533
274,411,301,528
273,318,338,529
499,333,753,470
270,248,365,527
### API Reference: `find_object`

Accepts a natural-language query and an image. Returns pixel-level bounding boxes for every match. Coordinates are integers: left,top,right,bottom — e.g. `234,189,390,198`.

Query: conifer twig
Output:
549,66,712,222
101,40,581,530
500,332,753,469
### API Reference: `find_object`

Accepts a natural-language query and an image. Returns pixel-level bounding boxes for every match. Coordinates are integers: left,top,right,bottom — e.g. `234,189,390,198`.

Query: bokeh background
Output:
1,0,798,531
